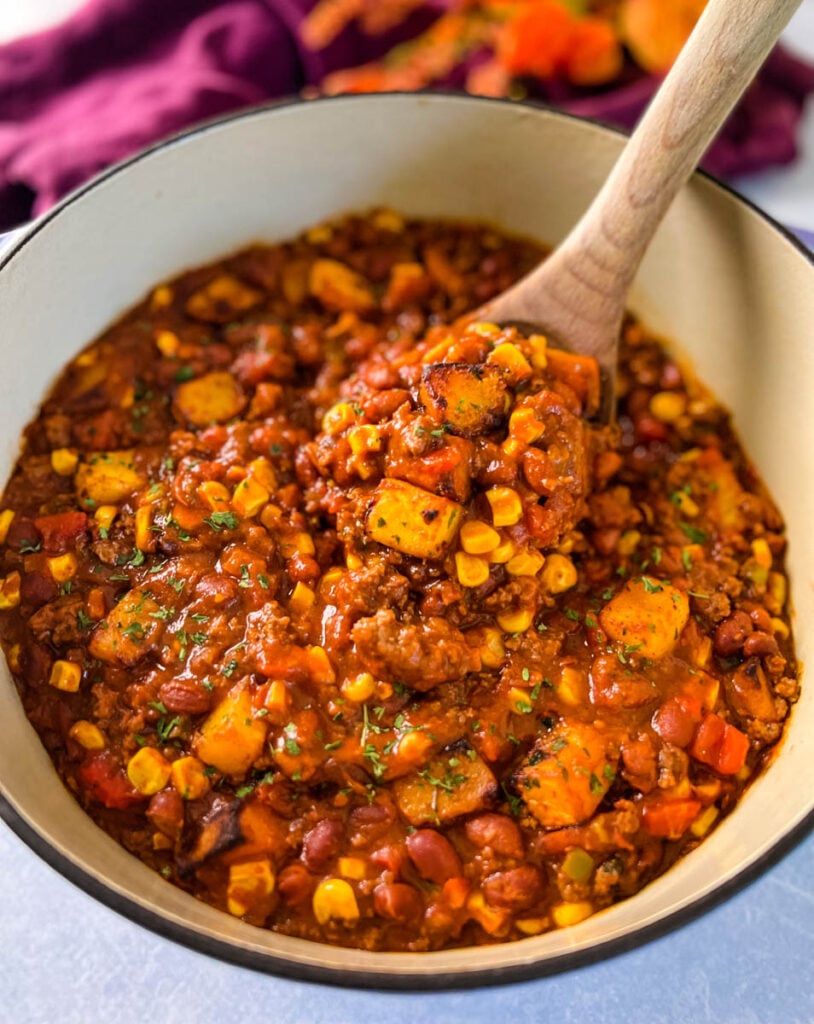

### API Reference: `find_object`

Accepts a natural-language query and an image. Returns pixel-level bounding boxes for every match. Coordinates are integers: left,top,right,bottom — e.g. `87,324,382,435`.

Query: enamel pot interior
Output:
0,93,812,987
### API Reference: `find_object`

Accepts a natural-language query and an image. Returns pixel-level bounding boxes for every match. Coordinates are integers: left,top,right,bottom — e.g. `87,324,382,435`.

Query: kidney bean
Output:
20,570,57,609
743,631,779,658
483,865,544,912
713,611,753,656
349,800,396,845
158,678,213,715
406,829,462,884
370,844,405,877
277,863,315,907
287,553,321,585
652,697,699,748
196,574,239,606
464,814,524,859
373,882,423,923
302,818,344,872
749,606,772,632
635,415,670,443
521,448,554,496
147,789,184,841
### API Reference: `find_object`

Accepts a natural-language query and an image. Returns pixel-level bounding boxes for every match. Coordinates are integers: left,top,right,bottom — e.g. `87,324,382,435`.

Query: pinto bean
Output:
483,865,544,912
277,863,315,907
464,813,524,859
406,829,462,884
373,882,423,922
147,789,184,841
713,611,753,656
652,698,698,748
743,631,779,658
158,678,213,715
302,818,344,872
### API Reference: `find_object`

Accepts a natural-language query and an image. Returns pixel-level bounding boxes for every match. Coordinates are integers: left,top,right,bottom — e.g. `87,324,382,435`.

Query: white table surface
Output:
1,4,813,1024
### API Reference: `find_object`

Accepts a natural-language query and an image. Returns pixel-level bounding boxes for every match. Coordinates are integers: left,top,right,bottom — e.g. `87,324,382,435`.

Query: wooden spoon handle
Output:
484,0,802,369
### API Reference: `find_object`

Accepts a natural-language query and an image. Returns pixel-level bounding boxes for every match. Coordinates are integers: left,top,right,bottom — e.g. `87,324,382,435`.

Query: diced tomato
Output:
642,798,702,839
76,752,144,810
690,713,749,775
34,511,88,554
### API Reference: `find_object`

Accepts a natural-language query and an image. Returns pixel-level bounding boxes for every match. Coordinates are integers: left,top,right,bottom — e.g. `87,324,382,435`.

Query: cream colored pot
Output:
0,94,812,987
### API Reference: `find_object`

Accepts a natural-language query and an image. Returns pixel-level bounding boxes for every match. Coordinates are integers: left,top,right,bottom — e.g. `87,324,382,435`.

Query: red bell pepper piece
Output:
34,511,88,554
690,712,749,775
642,798,703,839
76,751,144,810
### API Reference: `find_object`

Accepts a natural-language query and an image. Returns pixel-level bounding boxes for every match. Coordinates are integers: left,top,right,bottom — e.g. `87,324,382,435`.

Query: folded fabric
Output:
0,0,812,229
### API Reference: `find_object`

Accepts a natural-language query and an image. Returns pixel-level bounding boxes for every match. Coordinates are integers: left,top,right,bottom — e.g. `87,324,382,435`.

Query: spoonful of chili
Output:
479,0,803,419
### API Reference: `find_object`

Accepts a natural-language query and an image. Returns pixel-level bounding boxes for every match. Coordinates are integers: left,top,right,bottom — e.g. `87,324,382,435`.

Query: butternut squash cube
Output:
517,721,617,829
185,274,262,323
394,748,497,826
174,371,246,427
309,258,375,313
75,450,143,506
365,479,462,559
89,589,164,666
194,683,268,776
599,577,689,659
419,363,508,437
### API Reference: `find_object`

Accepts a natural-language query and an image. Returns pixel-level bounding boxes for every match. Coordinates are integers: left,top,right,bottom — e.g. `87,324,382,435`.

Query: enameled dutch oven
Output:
0,93,812,988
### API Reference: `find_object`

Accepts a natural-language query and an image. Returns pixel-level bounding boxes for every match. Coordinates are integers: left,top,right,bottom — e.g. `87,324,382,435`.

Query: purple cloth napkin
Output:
0,0,812,230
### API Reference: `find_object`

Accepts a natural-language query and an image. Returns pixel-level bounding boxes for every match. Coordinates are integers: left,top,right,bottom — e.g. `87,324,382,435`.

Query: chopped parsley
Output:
203,511,240,532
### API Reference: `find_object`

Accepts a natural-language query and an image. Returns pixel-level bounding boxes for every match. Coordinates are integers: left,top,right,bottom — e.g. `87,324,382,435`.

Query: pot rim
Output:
0,91,812,990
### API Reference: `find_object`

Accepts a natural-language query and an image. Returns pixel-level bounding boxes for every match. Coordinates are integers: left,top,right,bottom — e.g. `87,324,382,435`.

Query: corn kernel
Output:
751,538,772,569
735,764,752,783
557,666,587,706
341,672,377,703
47,553,77,582
48,659,82,692
154,329,180,356
460,520,501,555
497,607,534,634
127,747,171,795
322,402,359,436
508,407,545,445
232,477,269,519
501,436,524,460
528,334,548,370
551,901,594,928
466,891,508,936
134,506,154,552
151,285,174,309
306,223,333,244
307,645,336,684
68,720,105,750
153,834,173,851
673,491,700,518
616,530,641,557
421,334,456,364
50,448,79,476
692,779,722,803
94,505,118,531
486,342,533,382
690,804,719,838
770,617,790,639
479,626,505,669
377,681,394,700
455,551,490,589
119,385,135,410
372,208,405,233
312,878,360,925
506,548,545,577
541,553,578,594
509,687,534,714
489,537,516,564
693,636,713,669
466,321,501,340
227,858,276,917
321,567,344,589
7,644,21,672
516,916,549,936
248,457,278,493
396,729,433,764
289,581,315,616
280,531,316,558
649,390,686,423
0,509,14,544
0,571,21,610
264,679,291,717
485,487,523,527
346,552,363,570
73,350,97,367
337,857,366,880
348,424,384,456
767,571,787,608
171,755,211,800
198,480,231,511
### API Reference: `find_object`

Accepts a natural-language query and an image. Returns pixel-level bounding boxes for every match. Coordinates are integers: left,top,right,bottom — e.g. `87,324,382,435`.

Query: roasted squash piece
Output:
365,479,463,559
394,747,497,826
419,363,508,437
89,588,164,666
174,371,246,427
544,348,601,416
75,450,143,506
516,721,617,829
599,577,689,659
194,682,268,776
185,274,263,323
309,258,375,313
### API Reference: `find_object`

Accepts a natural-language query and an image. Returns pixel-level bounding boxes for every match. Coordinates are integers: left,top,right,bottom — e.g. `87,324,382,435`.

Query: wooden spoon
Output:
480,0,803,418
